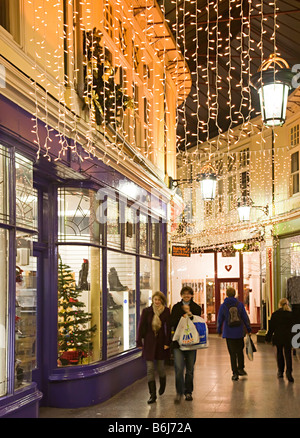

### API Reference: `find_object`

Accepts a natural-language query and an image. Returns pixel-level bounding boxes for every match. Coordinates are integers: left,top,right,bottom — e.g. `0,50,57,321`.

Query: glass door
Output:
219,281,239,304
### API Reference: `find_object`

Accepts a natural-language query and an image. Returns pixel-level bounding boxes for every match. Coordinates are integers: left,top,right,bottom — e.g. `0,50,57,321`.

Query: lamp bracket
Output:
169,176,193,189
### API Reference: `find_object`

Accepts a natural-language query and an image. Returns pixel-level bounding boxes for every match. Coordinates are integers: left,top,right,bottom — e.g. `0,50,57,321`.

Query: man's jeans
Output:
173,348,197,395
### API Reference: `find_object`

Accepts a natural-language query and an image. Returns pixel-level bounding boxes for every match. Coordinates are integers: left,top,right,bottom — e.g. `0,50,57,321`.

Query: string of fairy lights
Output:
26,0,299,247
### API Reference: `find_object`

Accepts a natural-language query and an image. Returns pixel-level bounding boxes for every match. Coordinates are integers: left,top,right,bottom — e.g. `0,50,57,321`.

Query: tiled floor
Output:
39,335,300,419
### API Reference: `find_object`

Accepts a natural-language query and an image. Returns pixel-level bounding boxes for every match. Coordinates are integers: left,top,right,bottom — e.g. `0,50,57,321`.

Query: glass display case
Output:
107,252,136,357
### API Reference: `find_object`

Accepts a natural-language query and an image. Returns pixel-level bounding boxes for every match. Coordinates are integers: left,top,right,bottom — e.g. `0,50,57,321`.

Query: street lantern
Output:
251,54,294,127
196,162,217,201
237,196,269,222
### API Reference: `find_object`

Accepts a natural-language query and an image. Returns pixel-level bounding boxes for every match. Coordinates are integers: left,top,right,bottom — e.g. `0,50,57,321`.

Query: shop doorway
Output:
217,280,242,304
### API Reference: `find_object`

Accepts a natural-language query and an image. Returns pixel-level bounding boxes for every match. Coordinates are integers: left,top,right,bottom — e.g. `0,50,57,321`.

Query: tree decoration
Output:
83,28,134,128
58,256,96,366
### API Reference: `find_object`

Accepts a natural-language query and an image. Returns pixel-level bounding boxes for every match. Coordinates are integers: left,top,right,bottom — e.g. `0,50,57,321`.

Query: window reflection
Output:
15,232,37,389
57,246,101,366
107,252,136,357
139,258,160,314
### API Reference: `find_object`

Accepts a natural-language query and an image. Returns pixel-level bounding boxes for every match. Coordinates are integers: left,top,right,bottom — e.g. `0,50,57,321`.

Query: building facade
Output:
0,0,191,417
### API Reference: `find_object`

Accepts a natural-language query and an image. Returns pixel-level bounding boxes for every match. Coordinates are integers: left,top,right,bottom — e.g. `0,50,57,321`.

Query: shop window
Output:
291,151,299,195
279,235,300,304
15,232,37,388
107,252,136,357
0,145,9,224
118,19,128,56
58,188,102,244
104,0,114,39
206,279,215,323
57,246,101,366
227,175,236,211
240,170,250,198
107,196,121,249
204,200,213,217
243,252,261,324
217,179,224,213
139,213,148,255
227,154,236,173
171,252,215,324
239,148,250,168
133,44,140,72
0,229,8,397
0,0,20,44
151,220,161,258
291,124,299,147
125,205,137,252
15,154,38,231
139,258,160,314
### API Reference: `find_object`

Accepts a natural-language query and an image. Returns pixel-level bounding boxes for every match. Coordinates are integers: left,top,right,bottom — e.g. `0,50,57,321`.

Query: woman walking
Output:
266,298,294,382
137,291,171,404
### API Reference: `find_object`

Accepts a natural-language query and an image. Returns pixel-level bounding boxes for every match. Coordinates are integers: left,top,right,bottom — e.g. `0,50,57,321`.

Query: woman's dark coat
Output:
265,308,294,346
170,299,202,349
136,306,171,361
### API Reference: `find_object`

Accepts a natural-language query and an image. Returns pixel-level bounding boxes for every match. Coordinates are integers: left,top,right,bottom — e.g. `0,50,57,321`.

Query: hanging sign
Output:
172,245,191,257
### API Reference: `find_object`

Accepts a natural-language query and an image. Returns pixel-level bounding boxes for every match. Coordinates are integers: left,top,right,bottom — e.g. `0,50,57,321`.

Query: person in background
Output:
265,297,294,382
217,287,251,381
170,286,202,404
136,291,171,404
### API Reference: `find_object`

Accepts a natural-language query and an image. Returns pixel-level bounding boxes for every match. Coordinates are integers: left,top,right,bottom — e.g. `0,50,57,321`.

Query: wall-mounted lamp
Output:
237,196,269,222
169,162,218,201
233,243,245,250
251,54,293,127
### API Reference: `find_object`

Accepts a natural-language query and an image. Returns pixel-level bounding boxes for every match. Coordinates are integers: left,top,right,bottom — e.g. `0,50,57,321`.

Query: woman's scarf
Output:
152,304,164,335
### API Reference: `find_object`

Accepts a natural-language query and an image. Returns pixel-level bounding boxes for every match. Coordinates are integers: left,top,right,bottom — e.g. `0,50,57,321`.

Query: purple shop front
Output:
0,96,168,416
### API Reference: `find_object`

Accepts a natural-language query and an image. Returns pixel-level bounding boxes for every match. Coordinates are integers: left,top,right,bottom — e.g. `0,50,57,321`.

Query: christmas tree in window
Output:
58,256,96,366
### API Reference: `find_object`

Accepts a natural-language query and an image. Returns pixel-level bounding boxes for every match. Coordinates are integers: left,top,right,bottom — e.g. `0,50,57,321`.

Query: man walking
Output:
171,286,202,403
217,287,251,381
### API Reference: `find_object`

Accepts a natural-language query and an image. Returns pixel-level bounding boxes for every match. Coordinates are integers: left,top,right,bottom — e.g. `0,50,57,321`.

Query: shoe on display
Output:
108,267,127,291
77,259,89,290
108,293,122,309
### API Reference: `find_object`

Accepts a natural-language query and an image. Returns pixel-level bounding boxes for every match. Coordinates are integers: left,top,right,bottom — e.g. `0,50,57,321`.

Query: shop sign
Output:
172,245,191,257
